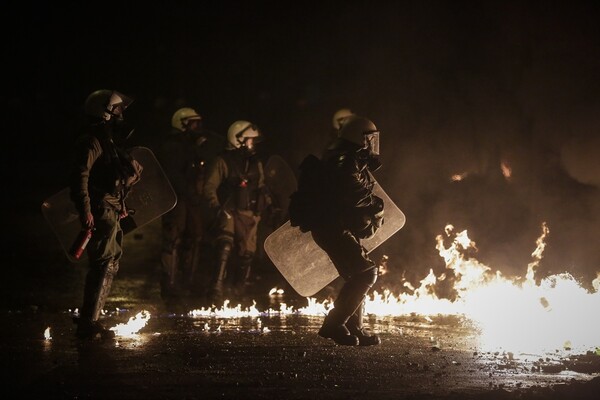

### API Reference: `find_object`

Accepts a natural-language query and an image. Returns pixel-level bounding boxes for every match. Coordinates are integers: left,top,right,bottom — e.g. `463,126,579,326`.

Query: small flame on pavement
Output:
110,310,151,337
44,327,51,340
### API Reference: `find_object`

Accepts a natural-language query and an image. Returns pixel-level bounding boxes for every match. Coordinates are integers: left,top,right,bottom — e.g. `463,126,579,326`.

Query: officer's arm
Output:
70,136,102,218
202,157,228,209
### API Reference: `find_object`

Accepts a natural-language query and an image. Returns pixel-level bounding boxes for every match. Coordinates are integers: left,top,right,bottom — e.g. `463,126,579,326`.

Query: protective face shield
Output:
171,107,202,132
84,90,133,122
106,91,133,121
332,108,354,131
339,115,381,171
227,120,262,152
364,131,380,156
338,116,379,151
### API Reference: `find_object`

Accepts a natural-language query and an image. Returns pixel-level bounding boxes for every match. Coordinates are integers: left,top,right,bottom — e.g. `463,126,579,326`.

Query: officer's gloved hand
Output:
81,212,94,230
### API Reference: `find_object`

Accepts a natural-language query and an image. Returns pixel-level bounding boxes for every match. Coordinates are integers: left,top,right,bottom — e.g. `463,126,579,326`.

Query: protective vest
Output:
218,150,264,213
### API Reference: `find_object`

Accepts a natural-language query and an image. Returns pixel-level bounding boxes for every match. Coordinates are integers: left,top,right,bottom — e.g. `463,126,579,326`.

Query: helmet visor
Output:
107,91,134,116
364,131,380,156
236,123,262,144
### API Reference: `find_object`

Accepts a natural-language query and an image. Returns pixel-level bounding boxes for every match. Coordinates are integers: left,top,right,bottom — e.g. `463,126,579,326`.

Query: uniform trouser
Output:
80,206,123,322
212,209,260,287
160,197,205,292
311,225,378,327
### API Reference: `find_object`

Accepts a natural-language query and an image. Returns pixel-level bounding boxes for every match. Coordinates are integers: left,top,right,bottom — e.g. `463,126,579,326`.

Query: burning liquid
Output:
371,223,599,354
190,222,599,355
110,310,151,337
367,223,599,354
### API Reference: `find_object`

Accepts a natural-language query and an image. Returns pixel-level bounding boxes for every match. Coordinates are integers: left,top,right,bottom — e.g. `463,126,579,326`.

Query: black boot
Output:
346,303,380,346
160,249,180,301
210,241,232,306
233,252,254,298
318,308,359,346
318,269,378,346
77,260,119,339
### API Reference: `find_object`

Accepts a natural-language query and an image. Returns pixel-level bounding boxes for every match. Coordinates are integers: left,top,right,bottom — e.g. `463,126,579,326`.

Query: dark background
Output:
4,0,600,296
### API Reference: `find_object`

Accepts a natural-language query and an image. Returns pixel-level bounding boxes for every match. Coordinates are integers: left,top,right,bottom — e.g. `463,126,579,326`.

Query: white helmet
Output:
84,89,133,121
227,120,260,149
171,107,202,132
332,108,354,131
338,115,380,155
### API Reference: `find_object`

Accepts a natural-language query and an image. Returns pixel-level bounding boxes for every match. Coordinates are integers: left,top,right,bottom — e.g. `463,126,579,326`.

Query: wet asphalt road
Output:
3,216,600,399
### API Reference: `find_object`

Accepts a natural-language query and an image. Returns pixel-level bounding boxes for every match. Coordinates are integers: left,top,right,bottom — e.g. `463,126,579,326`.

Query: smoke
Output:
560,110,600,188
294,2,600,290
8,1,600,294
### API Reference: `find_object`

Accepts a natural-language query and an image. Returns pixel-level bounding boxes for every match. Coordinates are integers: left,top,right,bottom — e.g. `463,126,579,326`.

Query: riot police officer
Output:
312,115,384,346
202,120,271,304
157,107,226,301
70,89,142,339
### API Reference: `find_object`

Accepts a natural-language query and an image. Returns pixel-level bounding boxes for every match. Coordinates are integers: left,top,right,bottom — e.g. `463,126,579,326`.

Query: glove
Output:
354,196,384,239
81,212,94,230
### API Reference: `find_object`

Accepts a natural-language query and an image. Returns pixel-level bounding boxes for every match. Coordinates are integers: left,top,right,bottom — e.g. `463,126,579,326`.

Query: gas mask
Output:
105,92,134,145
103,91,133,122
358,131,381,172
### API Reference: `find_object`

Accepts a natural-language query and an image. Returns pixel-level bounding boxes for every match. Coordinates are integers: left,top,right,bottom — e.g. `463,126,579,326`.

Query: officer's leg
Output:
77,259,120,339
161,238,182,300
233,251,254,297
160,202,186,300
182,203,206,295
318,268,378,345
76,208,122,339
344,270,381,346
231,211,259,297
313,228,377,346
209,209,235,305
210,238,233,305
183,237,204,294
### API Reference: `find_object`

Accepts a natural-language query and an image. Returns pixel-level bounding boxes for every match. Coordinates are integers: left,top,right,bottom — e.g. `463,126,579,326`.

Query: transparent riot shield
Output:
263,176,406,297
41,146,177,263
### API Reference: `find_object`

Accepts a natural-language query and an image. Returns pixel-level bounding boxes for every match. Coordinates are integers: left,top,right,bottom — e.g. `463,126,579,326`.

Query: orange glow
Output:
188,222,599,355
110,310,151,337
451,172,468,182
501,160,512,180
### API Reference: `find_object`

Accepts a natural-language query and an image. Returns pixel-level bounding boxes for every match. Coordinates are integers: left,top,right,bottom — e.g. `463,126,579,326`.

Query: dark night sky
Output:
4,1,600,290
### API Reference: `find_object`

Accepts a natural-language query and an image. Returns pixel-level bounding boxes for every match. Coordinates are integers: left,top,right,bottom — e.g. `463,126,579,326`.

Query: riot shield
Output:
256,155,299,274
263,176,406,297
41,146,177,263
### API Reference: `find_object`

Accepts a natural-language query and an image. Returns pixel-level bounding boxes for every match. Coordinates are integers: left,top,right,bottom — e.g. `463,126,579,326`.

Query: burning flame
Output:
44,327,51,340
187,222,599,356
362,222,600,354
451,172,469,182
500,160,512,180
110,310,151,337
269,287,285,296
